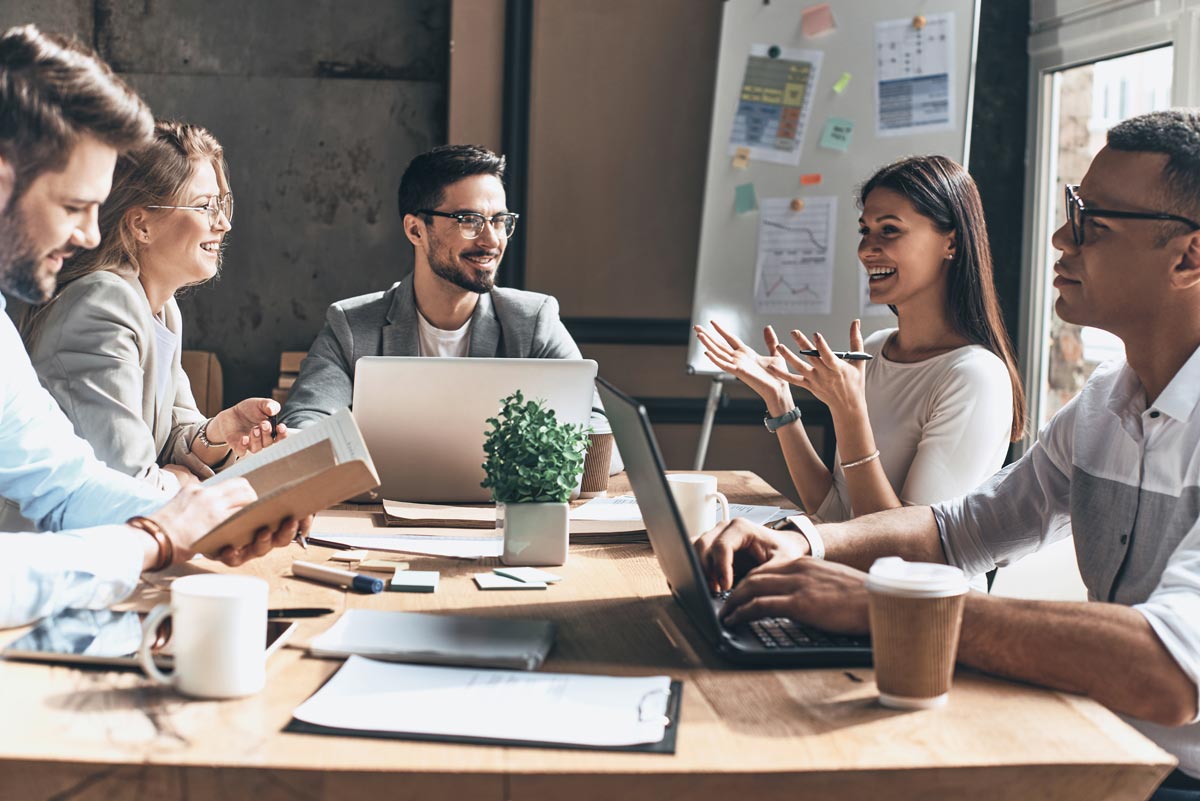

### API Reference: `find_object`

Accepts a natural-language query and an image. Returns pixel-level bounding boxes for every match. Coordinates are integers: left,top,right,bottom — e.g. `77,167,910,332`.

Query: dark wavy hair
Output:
859,155,1026,441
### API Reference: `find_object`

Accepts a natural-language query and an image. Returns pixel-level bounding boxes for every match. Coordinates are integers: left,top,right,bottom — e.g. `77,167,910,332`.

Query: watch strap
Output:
763,406,802,433
785,514,825,559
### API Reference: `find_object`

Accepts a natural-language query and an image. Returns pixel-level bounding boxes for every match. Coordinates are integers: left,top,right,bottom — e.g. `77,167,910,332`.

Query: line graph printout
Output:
753,196,837,316
728,45,823,166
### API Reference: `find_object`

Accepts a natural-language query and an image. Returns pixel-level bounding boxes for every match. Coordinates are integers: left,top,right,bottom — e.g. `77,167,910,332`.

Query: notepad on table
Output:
308,609,556,670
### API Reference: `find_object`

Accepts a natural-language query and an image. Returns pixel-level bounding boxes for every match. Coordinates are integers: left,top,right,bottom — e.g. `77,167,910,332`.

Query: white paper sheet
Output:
874,13,955,137
753,196,837,316
293,655,672,747
571,495,792,527
312,533,503,558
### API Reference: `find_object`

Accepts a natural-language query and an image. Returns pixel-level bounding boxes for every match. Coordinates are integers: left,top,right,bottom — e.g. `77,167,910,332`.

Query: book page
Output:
207,407,369,486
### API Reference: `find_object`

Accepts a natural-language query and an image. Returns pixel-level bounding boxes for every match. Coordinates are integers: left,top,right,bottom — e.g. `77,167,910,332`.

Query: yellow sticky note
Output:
833,72,852,94
732,147,751,169
801,4,836,38
800,173,822,186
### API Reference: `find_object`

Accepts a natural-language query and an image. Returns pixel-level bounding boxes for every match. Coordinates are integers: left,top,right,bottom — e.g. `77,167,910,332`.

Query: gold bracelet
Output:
127,515,174,571
841,449,880,470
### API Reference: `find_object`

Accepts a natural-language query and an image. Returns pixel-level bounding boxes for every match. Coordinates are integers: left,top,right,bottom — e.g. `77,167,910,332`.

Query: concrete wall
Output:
1,1,449,406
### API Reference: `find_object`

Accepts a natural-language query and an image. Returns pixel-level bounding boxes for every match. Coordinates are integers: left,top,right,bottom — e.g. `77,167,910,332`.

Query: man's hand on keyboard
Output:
719,557,871,635
694,517,808,594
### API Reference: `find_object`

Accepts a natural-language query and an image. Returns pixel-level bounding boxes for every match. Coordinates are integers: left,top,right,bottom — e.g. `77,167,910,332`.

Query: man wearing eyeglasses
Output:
694,109,1200,798
281,144,619,469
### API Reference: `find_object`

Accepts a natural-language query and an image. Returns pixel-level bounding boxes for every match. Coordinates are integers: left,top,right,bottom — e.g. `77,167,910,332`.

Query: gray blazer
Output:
280,279,588,428
23,269,213,490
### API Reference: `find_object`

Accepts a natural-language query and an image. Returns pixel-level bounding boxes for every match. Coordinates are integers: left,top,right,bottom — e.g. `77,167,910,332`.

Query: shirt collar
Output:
0,293,7,312
1149,343,1200,422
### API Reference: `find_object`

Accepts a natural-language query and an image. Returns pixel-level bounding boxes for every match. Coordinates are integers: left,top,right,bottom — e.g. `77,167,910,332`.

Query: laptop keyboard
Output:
712,594,866,650
748,617,863,649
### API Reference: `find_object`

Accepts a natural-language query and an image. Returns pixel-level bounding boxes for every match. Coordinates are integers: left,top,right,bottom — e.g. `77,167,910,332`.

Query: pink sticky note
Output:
801,4,836,38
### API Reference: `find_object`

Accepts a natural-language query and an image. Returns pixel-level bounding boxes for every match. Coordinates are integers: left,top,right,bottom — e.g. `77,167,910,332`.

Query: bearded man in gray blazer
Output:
280,145,613,468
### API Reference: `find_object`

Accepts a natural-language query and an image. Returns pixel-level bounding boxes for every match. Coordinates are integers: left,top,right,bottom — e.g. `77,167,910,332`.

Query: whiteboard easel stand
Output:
693,373,735,470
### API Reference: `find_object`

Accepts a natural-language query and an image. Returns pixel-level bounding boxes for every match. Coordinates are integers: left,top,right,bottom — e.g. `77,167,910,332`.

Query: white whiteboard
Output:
687,0,981,374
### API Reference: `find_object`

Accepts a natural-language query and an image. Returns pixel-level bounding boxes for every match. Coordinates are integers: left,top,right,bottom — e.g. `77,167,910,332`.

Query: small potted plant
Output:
482,390,589,566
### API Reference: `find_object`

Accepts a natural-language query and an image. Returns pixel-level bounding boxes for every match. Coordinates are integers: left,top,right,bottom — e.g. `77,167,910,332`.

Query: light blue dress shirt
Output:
0,293,168,629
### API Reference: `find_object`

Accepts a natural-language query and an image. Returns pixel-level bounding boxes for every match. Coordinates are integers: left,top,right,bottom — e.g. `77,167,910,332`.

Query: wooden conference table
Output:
0,471,1175,801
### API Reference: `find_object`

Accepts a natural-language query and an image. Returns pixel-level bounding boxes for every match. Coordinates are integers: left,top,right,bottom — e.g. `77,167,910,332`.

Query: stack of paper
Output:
290,655,678,750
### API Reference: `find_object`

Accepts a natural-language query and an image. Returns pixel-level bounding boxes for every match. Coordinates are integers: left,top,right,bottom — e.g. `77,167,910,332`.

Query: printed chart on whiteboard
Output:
753,196,837,316
728,44,823,166
874,13,955,136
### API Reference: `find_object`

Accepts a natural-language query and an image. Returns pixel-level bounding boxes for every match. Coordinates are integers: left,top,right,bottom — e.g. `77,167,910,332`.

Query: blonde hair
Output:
22,120,229,342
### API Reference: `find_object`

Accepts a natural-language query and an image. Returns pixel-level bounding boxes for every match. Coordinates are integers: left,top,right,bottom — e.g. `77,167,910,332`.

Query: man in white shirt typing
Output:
0,25,300,629
696,109,1200,798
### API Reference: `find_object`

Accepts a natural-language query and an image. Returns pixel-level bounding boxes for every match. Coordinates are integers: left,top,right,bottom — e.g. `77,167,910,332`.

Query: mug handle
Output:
709,491,730,525
138,603,174,686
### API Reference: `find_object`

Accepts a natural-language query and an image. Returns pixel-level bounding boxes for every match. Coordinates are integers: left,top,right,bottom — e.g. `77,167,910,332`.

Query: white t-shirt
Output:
151,314,178,408
814,328,1014,522
416,311,472,357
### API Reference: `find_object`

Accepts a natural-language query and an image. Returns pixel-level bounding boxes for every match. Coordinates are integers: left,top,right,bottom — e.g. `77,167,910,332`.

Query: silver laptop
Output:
352,357,597,502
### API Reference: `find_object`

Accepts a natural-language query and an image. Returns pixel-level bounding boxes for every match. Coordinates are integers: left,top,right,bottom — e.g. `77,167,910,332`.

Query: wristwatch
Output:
763,406,802,433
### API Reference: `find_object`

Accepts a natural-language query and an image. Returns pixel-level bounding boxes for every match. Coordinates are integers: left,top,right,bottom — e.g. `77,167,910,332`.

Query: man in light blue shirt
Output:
0,25,301,629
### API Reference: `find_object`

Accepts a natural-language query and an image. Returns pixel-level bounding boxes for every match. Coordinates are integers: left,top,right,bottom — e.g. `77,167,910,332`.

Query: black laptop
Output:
598,377,871,667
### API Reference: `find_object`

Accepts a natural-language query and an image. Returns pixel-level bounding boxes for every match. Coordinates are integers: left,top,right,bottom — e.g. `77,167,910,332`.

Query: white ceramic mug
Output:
138,574,268,699
667,474,730,540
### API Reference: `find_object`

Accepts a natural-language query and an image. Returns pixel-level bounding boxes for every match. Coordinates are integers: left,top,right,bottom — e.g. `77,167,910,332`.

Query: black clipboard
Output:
284,679,683,754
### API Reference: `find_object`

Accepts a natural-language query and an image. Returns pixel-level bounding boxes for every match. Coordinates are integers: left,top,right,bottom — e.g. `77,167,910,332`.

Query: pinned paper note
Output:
819,117,855,152
734,183,758,214
800,173,822,186
833,72,852,94
731,146,750,169
801,4,837,38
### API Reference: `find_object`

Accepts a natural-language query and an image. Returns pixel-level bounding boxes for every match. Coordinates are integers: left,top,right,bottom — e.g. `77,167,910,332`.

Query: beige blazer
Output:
23,269,216,490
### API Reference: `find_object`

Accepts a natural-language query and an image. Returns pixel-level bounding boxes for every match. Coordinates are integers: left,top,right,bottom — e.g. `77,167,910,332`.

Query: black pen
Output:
269,413,278,440
796,349,873,361
267,607,335,619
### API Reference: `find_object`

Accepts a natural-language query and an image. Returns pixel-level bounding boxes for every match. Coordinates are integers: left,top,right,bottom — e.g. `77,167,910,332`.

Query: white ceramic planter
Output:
499,502,569,566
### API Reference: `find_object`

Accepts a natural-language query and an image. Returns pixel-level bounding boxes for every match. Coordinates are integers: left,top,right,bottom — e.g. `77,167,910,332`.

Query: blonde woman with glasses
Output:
20,120,286,493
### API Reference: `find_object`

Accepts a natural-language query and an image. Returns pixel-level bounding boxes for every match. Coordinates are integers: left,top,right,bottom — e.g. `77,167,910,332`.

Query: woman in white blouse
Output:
696,155,1025,521
22,121,286,492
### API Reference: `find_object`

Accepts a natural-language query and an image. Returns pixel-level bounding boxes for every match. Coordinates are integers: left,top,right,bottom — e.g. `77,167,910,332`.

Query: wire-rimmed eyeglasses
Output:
417,209,519,239
147,193,234,228
1065,184,1199,246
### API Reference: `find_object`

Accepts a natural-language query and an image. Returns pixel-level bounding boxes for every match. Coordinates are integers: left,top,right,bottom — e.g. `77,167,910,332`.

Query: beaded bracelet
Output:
127,515,174,572
841,449,881,470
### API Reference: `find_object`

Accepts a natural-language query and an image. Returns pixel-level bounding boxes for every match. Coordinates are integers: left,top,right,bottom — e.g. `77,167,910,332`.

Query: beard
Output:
0,202,54,304
427,238,499,294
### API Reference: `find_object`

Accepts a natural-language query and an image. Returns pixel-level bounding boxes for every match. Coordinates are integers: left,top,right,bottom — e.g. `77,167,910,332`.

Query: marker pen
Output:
292,560,383,594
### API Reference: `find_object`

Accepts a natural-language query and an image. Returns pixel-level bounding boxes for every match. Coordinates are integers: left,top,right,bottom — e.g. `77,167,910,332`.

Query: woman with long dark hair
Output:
697,155,1025,520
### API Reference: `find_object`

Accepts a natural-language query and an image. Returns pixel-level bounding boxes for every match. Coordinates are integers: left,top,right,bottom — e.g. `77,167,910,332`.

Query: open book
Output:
190,408,380,557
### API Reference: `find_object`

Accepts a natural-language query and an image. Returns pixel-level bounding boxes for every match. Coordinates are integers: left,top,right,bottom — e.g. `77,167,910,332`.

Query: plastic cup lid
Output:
866,556,968,598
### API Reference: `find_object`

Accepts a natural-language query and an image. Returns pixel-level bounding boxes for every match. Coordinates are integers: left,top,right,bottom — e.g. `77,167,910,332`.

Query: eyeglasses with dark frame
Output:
146,193,234,228
417,209,519,239
1065,184,1200,246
